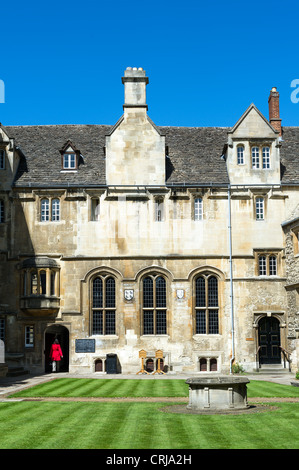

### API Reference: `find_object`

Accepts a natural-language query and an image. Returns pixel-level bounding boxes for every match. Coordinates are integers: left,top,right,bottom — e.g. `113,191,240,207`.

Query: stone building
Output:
0,67,298,375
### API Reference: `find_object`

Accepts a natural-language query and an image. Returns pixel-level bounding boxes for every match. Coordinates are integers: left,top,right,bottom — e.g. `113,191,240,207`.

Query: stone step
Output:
259,365,290,374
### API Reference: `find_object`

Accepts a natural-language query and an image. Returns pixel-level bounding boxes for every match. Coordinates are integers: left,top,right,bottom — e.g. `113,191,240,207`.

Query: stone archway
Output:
44,324,69,373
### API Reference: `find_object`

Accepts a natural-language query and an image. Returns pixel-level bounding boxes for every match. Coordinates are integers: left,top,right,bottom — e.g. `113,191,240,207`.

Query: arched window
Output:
195,274,219,334
52,199,60,221
252,147,260,168
41,198,50,221
142,275,167,335
92,275,116,335
258,255,267,276
262,147,270,169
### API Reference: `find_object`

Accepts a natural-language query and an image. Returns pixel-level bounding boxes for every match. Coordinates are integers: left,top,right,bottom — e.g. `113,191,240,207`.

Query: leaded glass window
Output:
142,275,167,335
195,275,219,334
92,275,116,335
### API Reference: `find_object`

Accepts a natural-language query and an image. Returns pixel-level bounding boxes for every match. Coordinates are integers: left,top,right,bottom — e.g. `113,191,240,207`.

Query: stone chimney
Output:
268,87,282,135
122,67,149,110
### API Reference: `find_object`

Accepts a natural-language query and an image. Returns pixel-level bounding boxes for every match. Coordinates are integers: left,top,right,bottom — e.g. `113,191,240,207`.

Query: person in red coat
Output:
50,339,63,372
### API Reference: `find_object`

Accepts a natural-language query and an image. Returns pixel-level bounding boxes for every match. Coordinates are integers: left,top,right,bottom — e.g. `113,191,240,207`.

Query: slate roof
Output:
3,123,299,187
4,123,229,188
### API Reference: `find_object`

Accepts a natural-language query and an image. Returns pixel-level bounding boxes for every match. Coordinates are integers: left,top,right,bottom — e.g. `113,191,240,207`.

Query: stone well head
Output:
186,375,250,412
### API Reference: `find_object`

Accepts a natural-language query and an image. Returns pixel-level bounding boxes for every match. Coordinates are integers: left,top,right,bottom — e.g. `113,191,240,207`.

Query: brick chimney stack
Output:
268,87,282,135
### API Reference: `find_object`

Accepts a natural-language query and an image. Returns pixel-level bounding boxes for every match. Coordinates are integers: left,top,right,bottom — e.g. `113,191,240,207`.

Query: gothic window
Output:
41,198,50,221
237,145,244,165
194,197,203,221
92,275,116,335
142,275,167,335
195,274,219,334
52,199,60,221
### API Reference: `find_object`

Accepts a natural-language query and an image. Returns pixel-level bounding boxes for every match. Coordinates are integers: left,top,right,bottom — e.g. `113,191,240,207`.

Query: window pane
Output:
259,256,267,275
143,277,153,308
237,146,244,165
269,256,277,275
31,272,38,294
41,199,49,221
194,198,203,220
51,271,56,296
208,310,219,334
262,147,270,169
93,311,103,334
256,197,264,220
40,270,46,295
252,147,260,168
208,276,218,307
156,276,166,308
144,310,154,334
196,277,206,307
196,310,206,334
105,311,115,335
93,278,103,308
156,310,167,334
106,277,115,308
25,326,34,347
52,199,60,221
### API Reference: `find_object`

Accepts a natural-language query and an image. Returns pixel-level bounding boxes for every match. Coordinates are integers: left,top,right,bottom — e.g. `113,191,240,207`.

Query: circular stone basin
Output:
185,375,250,412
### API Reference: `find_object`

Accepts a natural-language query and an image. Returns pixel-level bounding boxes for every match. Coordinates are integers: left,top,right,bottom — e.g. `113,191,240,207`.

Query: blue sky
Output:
1,0,299,127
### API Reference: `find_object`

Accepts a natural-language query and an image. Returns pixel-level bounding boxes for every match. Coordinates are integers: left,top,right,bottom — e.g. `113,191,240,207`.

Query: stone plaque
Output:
75,339,95,353
176,289,184,299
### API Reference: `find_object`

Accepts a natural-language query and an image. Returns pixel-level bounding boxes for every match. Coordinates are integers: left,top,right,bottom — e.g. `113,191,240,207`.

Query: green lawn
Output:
1,378,298,450
9,377,299,399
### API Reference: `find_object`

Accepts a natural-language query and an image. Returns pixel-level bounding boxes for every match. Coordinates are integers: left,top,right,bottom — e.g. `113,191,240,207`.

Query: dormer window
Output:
251,145,271,169
60,140,80,171
63,152,76,169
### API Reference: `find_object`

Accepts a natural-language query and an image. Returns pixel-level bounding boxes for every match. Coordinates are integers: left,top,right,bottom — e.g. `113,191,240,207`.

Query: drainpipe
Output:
228,185,235,373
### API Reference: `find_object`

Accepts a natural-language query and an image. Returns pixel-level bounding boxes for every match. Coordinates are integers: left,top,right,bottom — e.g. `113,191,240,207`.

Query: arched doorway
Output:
258,316,281,365
45,325,69,373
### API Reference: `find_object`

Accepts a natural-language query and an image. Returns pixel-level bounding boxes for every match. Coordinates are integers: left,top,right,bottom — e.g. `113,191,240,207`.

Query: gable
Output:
229,104,278,139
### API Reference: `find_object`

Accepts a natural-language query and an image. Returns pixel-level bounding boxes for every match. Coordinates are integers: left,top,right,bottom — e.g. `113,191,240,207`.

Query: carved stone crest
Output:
124,289,134,301
176,289,184,299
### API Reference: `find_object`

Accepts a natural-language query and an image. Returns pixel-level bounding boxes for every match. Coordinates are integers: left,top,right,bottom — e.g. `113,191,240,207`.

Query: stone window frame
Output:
291,226,299,256
39,196,61,222
194,196,203,221
24,325,34,348
237,144,245,165
91,273,117,336
250,142,272,170
22,266,60,297
141,273,168,336
254,250,282,277
90,197,101,221
154,197,164,222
